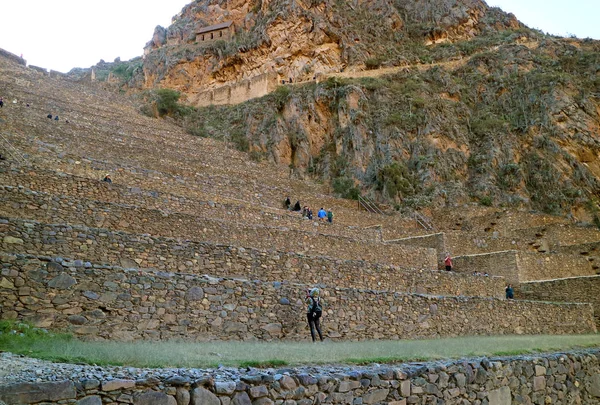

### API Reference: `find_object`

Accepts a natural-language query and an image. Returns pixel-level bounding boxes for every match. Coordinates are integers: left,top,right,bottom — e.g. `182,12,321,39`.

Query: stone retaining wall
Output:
0,254,595,342
519,276,600,327
0,217,436,275
452,250,596,284
508,223,600,249
1,187,406,265
1,350,600,405
0,172,377,242
385,233,446,268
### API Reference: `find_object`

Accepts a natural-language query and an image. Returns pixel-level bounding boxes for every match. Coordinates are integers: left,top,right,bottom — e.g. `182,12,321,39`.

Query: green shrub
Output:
332,177,360,200
365,58,382,70
156,89,182,117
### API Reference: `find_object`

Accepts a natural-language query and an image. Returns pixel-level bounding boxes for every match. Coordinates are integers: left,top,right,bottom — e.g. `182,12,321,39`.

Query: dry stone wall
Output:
386,233,446,268
507,223,600,249
0,254,595,342
519,275,600,327
0,172,377,241
0,217,436,273
452,250,595,284
2,349,600,405
0,187,408,265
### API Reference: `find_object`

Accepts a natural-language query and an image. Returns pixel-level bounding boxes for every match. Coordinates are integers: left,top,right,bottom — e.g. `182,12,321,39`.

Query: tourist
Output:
444,252,453,271
47,113,53,119
0,97,3,108
54,115,59,121
327,210,333,223
307,207,313,220
102,174,112,183
317,207,327,220
293,200,301,211
305,288,324,342
505,284,514,299
284,196,291,210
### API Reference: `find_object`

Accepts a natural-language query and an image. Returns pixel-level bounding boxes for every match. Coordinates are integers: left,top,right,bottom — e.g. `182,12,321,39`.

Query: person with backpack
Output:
305,287,324,342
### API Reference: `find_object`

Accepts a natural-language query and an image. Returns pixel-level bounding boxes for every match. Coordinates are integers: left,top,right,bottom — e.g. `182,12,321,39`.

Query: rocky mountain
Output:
80,0,600,219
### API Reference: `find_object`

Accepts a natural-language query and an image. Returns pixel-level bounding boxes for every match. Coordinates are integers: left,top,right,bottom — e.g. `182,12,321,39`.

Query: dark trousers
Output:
445,265,452,271
307,313,323,342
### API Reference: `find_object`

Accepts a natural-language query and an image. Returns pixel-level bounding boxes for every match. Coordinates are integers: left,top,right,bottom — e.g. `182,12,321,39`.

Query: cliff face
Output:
140,0,519,99
136,0,599,217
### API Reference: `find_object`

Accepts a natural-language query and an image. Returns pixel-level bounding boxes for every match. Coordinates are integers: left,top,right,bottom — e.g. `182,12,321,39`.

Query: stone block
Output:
249,385,269,399
361,389,389,404
488,386,511,405
280,376,297,390
533,376,546,392
338,381,361,393
134,390,177,405
47,273,77,289
400,380,411,397
191,387,220,405
177,387,191,405
0,381,76,403
535,365,546,376
77,395,102,405
102,379,136,391
232,392,252,405
216,382,237,395
589,374,600,398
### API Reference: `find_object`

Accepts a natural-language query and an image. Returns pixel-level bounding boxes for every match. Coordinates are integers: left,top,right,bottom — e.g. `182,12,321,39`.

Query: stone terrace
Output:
0,52,598,340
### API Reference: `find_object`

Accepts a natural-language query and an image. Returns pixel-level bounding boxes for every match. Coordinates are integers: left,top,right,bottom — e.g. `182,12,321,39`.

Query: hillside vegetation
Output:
80,0,600,217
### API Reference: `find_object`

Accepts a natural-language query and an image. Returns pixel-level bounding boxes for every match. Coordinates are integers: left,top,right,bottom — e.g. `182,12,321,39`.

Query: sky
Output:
0,0,598,73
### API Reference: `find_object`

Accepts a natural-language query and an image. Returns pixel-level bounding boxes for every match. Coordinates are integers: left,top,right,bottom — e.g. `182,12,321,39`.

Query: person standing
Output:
284,196,291,210
327,210,333,223
0,97,3,108
102,174,112,183
317,207,327,220
505,284,514,299
305,288,324,342
444,252,453,271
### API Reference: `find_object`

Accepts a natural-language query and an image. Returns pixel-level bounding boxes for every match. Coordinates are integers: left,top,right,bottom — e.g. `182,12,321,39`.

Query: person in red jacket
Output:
444,252,453,271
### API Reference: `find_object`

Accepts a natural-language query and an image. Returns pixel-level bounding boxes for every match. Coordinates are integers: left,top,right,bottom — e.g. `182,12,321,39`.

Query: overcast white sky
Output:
0,0,598,73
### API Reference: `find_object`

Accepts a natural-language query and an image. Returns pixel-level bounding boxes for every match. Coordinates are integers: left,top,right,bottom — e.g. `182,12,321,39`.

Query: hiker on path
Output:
47,113,53,119
293,200,301,211
327,210,333,223
305,287,324,342
0,97,3,108
307,207,313,220
317,207,327,220
444,252,453,271
505,284,514,299
284,196,291,210
102,174,112,183
54,115,59,121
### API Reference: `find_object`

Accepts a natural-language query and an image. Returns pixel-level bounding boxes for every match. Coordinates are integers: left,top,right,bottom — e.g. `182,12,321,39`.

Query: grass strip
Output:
1,322,599,368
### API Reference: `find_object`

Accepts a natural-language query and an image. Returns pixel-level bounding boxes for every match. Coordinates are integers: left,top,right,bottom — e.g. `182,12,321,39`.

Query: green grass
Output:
1,322,598,369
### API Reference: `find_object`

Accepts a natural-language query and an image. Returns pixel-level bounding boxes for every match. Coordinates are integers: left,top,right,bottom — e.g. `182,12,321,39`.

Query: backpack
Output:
310,296,322,316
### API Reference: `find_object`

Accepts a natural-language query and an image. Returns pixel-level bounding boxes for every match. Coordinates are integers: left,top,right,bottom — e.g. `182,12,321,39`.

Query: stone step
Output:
1,253,594,341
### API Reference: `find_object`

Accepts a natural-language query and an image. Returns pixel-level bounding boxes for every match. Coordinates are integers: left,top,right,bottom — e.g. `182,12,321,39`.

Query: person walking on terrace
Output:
444,252,453,271
505,284,514,299
317,207,327,220
293,200,301,211
284,196,291,210
305,287,324,342
102,174,112,183
0,97,3,108
327,209,333,224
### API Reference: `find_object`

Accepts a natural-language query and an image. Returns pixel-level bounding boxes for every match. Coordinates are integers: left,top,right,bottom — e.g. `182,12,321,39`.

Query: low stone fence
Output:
0,171,377,242
386,233,446,268
519,275,600,327
0,254,595,342
0,217,436,274
452,250,596,284
1,349,600,405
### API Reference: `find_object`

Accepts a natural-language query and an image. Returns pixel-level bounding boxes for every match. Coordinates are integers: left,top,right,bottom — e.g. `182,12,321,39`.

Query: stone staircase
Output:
0,51,597,340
